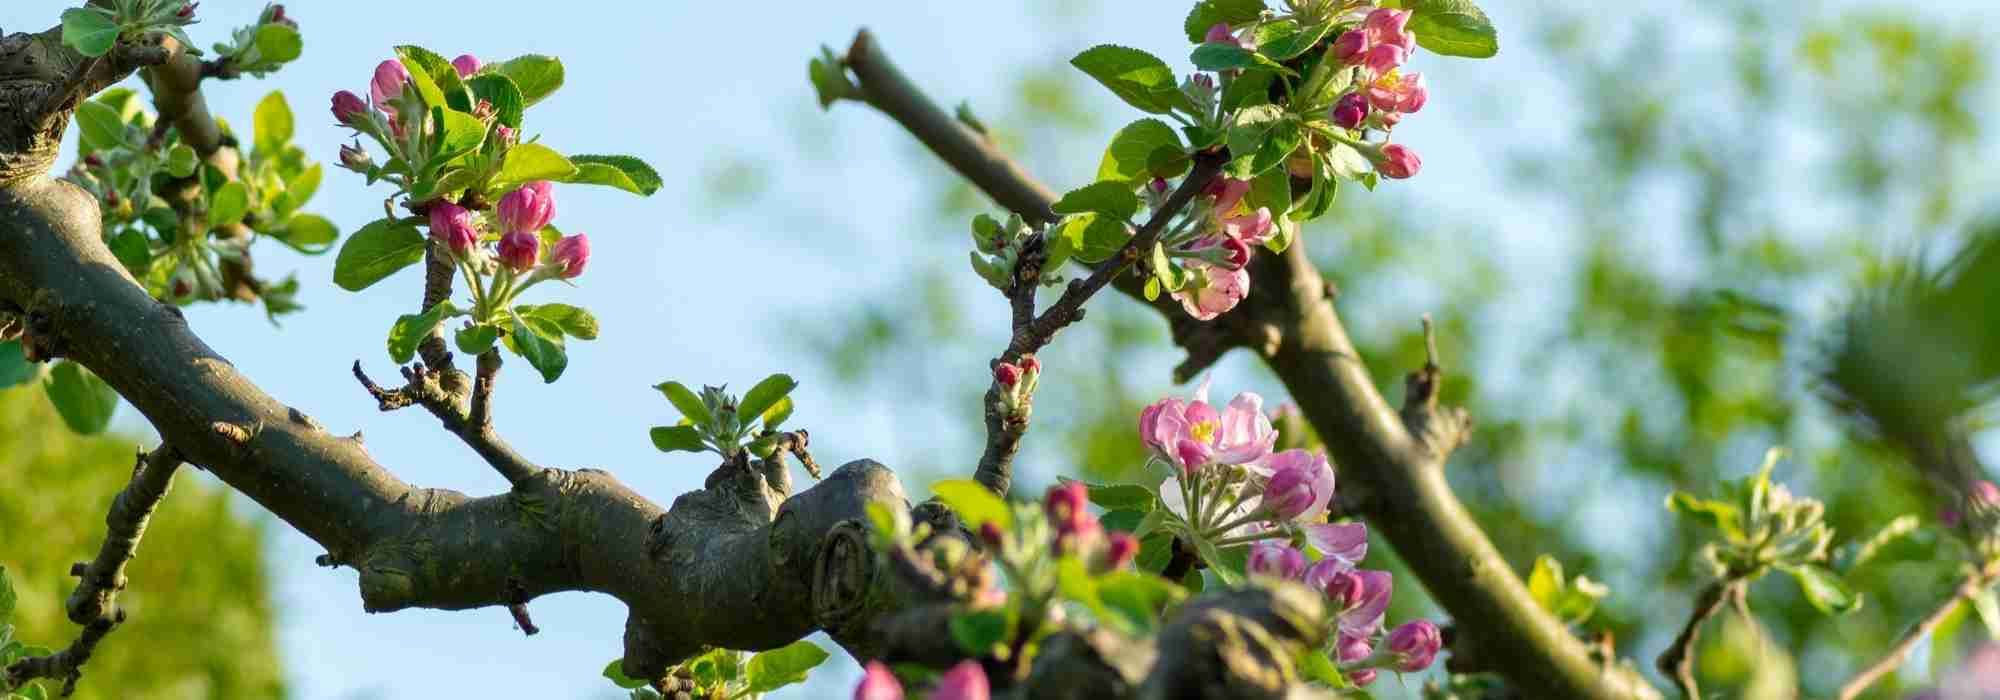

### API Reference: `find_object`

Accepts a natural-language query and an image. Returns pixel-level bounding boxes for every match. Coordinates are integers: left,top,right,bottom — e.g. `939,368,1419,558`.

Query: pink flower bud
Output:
1021,354,1041,375
1323,569,1366,609
1045,481,1094,533
1332,92,1370,130
550,233,590,279
371,60,412,108
1149,177,1170,195
1264,461,1320,520
1204,23,1236,46
1191,73,1215,91
1379,143,1421,179
1362,43,1407,76
1247,542,1306,580
176,2,197,19
1171,261,1250,321
1221,236,1252,270
331,90,367,125
1364,8,1413,41
1337,632,1373,663
496,181,557,235
265,4,290,26
429,202,479,259
1349,669,1378,686
452,54,483,78
932,661,990,700
854,661,904,700
1208,177,1251,214
496,125,517,145
83,154,103,168
1944,507,1965,527
497,232,540,272
978,521,1006,549
994,362,1022,387
1103,532,1139,570
1387,619,1442,672
1330,30,1367,63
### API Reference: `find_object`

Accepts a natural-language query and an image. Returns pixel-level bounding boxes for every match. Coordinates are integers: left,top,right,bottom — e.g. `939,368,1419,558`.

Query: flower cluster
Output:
1253,538,1441,685
423,180,589,323
991,355,1042,413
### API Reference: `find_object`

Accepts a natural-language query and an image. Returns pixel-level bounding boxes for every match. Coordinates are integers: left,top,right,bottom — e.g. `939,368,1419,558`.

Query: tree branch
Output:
1656,579,1738,700
835,29,1661,700
1836,562,2000,700
4,445,181,695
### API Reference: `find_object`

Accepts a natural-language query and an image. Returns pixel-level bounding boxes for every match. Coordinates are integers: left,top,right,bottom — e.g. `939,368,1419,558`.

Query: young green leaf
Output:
808,45,858,109
760,396,795,429
276,164,325,218
43,361,118,434
1182,0,1268,43
74,100,126,153
0,564,16,620
1096,570,1185,633
466,73,526,129
251,23,304,66
743,640,830,693
1098,118,1188,184
1255,19,1337,61
1056,213,1132,264
333,218,426,291
1060,478,1156,512
1666,492,1744,542
1070,45,1192,115
208,182,252,228
1052,182,1142,221
565,155,664,196
515,303,599,340
949,610,1010,655
60,8,119,58
272,213,339,255
649,425,706,453
1190,43,1296,77
164,144,199,178
507,314,568,383
254,91,295,155
494,143,578,188
0,341,37,389
432,107,487,164
932,479,1013,530
498,55,565,107
602,660,649,689
738,373,798,426
1780,564,1862,615
1405,0,1500,59
386,301,460,364
456,324,501,356
655,381,712,425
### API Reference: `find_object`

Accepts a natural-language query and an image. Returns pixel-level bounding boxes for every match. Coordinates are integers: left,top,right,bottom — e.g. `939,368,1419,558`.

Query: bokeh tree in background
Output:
0,390,284,699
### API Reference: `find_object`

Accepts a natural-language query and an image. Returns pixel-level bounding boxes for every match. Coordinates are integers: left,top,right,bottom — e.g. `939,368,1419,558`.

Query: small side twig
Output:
1835,562,2000,700
4,445,181,696
1656,578,1740,700
351,361,539,486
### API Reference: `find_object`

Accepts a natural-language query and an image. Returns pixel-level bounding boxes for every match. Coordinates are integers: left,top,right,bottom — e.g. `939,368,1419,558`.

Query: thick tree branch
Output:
836,29,1661,700
4,445,181,696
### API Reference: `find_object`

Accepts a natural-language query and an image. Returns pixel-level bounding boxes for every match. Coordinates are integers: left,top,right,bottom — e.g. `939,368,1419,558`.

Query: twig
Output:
1835,563,2000,700
351,361,539,485
4,445,181,695
1656,579,1738,700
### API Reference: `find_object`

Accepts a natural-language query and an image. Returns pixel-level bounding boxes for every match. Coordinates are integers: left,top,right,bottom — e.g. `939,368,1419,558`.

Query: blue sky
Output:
5,0,1999,698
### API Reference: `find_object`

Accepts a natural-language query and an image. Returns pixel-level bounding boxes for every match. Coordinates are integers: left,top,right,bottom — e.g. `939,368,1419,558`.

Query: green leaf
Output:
566,155,664,196
43,361,117,434
1056,213,1132,264
654,382,712,425
1052,181,1142,221
949,610,1010,656
497,55,565,107
1225,106,1299,178
1098,118,1188,184
74,100,126,153
251,23,304,65
1299,649,1347,687
1666,491,1745,542
1070,45,1191,115
253,91,294,156
602,659,649,689
0,564,15,620
1780,564,1861,615
1096,570,1185,633
396,45,462,109
932,479,1013,530
456,324,501,356
208,182,251,229
738,374,798,426
1151,241,1184,291
1183,0,1268,42
164,144,199,178
0,341,36,389
466,73,525,129
431,107,487,165
1256,19,1337,61
1405,0,1500,59
515,303,599,340
386,301,460,364
744,640,829,693
760,396,795,429
650,425,706,453
508,313,567,383
18,681,49,700
1061,478,1156,512
1190,43,1296,77
1835,514,1921,574
333,218,426,291
60,8,119,57
272,213,338,255
494,144,578,188
280,164,325,217
1219,69,1274,112
1974,587,2000,640
1191,538,1244,586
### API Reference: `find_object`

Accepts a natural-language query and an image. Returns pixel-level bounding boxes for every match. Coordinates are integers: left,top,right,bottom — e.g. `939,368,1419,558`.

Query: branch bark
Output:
1836,563,2000,700
1655,579,1738,700
837,29,1660,700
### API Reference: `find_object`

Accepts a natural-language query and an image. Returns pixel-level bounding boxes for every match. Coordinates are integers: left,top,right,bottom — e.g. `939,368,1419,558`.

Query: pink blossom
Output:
1363,8,1413,44
1138,377,1277,472
1102,532,1139,570
1337,631,1373,664
370,60,411,108
1331,92,1370,130
1171,261,1250,321
1220,236,1252,269
854,661,904,700
1361,42,1407,76
1305,558,1392,636
1349,669,1378,687
1208,177,1252,215
496,181,557,235
1377,143,1421,179
1367,71,1429,115
1330,30,1367,63
1219,207,1275,246
451,54,482,78
1204,22,1238,46
1304,522,1368,563
1254,449,1335,520
497,232,539,272
550,234,589,279
1264,460,1321,520
933,660,990,700
1387,619,1442,672
1247,541,1307,579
